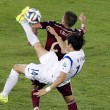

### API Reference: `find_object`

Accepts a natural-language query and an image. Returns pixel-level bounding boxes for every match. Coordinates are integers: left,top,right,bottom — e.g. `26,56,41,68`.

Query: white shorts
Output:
25,63,53,84
24,51,59,84
39,51,58,65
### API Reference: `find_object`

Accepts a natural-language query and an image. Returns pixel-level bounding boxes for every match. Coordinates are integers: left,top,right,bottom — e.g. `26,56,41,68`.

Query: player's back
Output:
65,49,85,78
46,21,74,60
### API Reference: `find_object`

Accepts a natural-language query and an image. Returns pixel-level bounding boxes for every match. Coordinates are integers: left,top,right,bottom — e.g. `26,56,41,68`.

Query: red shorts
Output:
31,80,46,89
32,80,72,96
57,82,73,96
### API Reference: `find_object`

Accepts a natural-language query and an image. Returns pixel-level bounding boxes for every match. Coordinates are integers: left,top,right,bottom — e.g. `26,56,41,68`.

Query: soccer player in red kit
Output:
32,13,86,60
31,11,86,110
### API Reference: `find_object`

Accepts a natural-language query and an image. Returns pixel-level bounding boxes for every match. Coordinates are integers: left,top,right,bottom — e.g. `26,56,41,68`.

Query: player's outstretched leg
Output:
19,19,48,58
0,69,19,104
0,64,26,104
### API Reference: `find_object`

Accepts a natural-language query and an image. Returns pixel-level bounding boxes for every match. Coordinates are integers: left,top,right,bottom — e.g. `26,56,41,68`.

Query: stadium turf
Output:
0,0,110,110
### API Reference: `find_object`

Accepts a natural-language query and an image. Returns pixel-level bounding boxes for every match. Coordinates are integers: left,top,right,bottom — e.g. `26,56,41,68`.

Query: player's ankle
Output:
34,106,39,110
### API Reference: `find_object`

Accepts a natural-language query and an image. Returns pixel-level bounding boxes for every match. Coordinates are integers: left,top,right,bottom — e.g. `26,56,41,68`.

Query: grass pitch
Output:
0,0,110,110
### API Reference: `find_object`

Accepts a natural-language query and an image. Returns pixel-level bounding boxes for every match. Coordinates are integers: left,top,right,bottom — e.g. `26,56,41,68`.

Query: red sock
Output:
68,100,78,110
31,89,40,108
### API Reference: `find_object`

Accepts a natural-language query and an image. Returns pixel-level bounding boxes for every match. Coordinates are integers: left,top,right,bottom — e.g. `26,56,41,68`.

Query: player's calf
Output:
32,89,40,108
67,100,77,110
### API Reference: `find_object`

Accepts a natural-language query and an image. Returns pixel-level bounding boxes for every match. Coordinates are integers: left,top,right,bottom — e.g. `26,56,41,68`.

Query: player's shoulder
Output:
41,20,56,23
54,22,74,32
47,21,66,28
52,21,64,28
65,50,85,58
40,20,56,26
75,49,85,56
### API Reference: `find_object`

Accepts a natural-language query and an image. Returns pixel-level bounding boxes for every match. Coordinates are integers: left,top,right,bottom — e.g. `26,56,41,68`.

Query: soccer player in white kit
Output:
0,14,85,110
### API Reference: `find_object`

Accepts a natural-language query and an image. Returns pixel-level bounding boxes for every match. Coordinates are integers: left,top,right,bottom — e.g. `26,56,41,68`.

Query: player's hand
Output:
46,26,57,36
79,13,86,23
33,89,47,97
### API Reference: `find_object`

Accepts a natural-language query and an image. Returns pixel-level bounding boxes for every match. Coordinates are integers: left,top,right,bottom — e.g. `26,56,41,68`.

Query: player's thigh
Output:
13,64,27,73
39,51,58,65
57,82,73,96
25,63,43,81
25,63,53,83
34,42,48,58
57,82,74,103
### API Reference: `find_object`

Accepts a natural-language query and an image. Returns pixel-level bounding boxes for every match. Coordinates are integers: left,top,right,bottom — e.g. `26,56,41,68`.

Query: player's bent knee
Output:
13,64,19,72
64,95,74,103
13,64,17,70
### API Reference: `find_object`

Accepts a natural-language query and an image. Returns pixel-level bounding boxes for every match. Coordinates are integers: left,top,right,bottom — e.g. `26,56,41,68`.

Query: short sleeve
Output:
40,21,56,29
60,56,72,73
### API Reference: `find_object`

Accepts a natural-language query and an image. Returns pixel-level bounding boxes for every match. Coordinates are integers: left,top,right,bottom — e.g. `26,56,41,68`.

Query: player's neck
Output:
66,48,75,53
62,23,70,29
70,48,74,52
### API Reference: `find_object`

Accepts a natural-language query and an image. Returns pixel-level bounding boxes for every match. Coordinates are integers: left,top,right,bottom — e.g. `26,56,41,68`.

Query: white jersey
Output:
51,49,85,87
25,50,85,87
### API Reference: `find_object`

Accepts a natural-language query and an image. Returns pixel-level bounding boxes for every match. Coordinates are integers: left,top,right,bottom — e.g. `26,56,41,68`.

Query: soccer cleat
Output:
16,14,25,23
21,6,30,15
0,93,8,104
16,6,30,23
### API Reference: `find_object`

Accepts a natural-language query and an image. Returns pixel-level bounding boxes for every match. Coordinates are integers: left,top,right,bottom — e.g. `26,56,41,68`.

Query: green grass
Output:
0,0,110,110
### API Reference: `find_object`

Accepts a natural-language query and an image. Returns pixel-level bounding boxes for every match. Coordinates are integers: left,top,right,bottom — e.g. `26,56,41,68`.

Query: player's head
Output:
62,11,77,28
65,32,85,51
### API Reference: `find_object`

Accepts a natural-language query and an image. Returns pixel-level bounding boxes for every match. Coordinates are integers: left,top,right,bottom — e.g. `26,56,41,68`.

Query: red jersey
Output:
40,21,83,60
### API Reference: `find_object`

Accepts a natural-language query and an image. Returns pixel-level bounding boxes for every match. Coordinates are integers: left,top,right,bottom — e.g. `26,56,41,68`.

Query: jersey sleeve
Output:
60,56,72,73
40,21,56,29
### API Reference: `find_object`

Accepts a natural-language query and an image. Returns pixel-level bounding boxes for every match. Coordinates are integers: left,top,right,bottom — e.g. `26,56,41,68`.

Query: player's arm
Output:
32,23,42,29
31,23,42,35
33,72,67,97
79,13,86,34
47,26,66,54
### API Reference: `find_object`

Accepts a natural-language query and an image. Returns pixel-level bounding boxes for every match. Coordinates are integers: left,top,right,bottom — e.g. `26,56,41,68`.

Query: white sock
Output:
1,69,19,97
21,20,40,46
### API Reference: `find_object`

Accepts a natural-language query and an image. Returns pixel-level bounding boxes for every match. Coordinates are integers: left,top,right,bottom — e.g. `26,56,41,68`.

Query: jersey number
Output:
72,65,80,77
28,68,39,76
75,65,80,74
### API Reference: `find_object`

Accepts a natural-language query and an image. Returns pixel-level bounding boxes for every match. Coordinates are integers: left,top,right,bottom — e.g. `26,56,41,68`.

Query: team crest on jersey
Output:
63,62,67,67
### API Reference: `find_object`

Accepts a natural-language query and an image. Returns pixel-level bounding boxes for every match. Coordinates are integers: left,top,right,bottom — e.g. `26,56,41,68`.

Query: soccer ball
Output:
25,8,41,24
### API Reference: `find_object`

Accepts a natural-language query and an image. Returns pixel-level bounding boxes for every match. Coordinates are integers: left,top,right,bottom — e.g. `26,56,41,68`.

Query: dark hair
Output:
67,32,85,51
64,11,77,27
